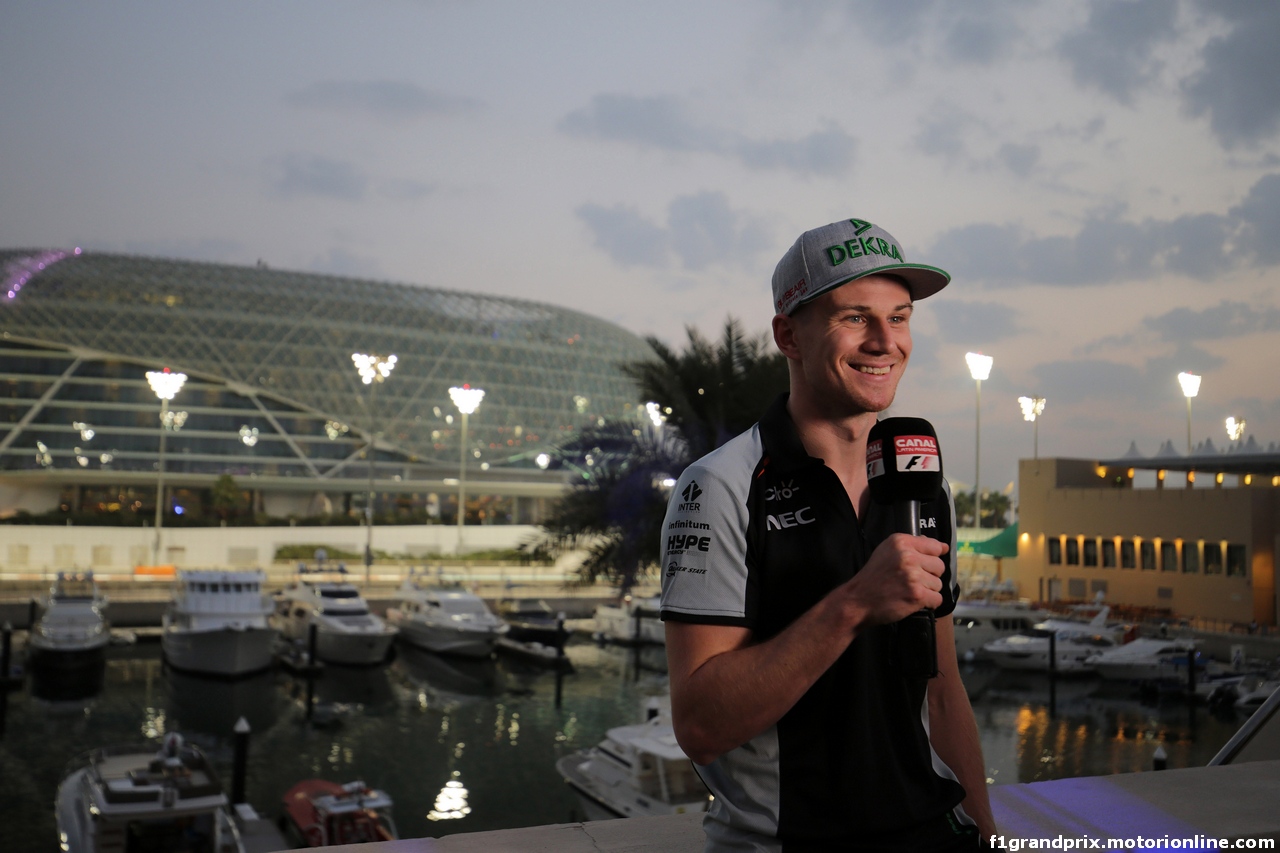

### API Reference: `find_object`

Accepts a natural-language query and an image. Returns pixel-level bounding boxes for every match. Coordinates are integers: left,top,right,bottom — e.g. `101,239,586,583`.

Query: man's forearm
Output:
667,592,863,765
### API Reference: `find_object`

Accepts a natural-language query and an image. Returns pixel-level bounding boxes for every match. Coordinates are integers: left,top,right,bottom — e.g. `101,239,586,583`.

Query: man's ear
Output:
772,312,802,361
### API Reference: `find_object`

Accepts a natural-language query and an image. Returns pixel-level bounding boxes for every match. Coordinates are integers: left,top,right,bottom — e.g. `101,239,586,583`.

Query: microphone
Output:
866,417,944,679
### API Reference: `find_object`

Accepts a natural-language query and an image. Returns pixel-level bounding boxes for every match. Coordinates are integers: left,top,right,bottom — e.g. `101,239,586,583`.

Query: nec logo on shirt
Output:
678,480,703,512
766,507,815,530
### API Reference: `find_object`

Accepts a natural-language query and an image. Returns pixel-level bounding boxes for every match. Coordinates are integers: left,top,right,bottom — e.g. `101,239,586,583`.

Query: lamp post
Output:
1018,396,1047,459
145,368,187,567
965,352,993,529
352,353,397,584
449,385,485,553
1225,416,1246,446
1177,372,1201,455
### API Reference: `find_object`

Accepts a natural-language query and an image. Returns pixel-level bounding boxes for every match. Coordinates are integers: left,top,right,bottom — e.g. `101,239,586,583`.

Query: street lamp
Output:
1018,396,1047,459
1177,372,1201,454
145,368,187,566
965,352,993,529
352,353,397,583
449,385,485,553
1225,416,1246,445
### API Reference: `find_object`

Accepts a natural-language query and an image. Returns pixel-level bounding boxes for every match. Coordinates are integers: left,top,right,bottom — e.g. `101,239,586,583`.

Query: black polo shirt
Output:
661,394,967,849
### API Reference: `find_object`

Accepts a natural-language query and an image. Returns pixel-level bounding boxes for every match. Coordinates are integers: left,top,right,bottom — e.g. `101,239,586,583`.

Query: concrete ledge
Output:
319,761,1280,852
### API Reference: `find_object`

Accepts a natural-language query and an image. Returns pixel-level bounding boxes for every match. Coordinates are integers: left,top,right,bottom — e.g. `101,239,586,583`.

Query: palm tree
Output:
625,319,788,459
536,318,788,592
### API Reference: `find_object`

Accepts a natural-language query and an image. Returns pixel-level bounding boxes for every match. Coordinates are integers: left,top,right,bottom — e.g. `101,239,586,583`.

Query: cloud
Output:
941,10,1020,65
1181,2,1280,148
1057,0,1178,106
577,192,770,271
559,94,855,177
271,154,367,200
928,299,1020,346
286,80,478,121
1143,300,1280,342
377,178,436,201
1029,342,1223,420
996,143,1041,178
931,172,1280,286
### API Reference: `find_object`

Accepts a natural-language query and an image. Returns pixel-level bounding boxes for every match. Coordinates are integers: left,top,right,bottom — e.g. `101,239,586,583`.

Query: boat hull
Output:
163,625,277,677
316,628,396,666
392,618,500,658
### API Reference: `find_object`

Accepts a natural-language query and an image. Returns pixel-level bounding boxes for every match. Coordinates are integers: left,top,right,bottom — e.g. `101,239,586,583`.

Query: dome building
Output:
0,249,654,527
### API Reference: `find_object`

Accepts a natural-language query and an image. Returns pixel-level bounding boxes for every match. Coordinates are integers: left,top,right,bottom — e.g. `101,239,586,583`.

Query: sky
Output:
3,0,1280,500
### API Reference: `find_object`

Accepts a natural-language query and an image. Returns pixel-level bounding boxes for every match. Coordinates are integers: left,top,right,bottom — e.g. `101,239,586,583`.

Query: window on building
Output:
1048,538,1062,565
1227,544,1247,578
1083,539,1098,567
1157,587,1173,600
1066,538,1080,565
1140,541,1155,570
1068,578,1086,599
1102,540,1117,569
1182,541,1199,574
1161,542,1177,572
1204,543,1224,575
1120,540,1135,569
1091,579,1108,596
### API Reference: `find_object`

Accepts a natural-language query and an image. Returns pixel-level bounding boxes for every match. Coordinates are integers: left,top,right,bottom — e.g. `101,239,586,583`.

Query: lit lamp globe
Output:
448,385,486,548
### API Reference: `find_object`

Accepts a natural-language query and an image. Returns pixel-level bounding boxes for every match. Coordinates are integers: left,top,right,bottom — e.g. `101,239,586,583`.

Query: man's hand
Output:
836,532,949,626
667,533,949,764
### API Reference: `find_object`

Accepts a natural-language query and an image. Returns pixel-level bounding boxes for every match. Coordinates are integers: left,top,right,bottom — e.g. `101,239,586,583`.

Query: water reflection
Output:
393,645,501,707
30,659,105,703
167,667,280,736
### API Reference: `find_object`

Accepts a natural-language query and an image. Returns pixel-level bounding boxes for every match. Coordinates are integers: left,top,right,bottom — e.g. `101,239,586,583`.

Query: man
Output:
660,217,995,852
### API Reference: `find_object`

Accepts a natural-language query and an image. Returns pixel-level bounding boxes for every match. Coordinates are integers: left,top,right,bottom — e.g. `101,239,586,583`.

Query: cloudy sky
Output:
4,0,1279,498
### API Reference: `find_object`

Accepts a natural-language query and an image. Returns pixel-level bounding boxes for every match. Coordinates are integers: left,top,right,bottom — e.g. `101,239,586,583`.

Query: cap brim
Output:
792,263,951,311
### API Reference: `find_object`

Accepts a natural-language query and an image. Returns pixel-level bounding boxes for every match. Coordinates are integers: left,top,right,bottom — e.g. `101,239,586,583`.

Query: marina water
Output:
0,640,1249,851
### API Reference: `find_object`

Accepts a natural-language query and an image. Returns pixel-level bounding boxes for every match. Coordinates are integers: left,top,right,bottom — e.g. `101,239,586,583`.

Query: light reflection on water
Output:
0,644,1251,853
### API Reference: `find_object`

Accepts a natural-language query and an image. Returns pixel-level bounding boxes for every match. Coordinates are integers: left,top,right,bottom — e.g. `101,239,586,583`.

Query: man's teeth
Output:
857,366,890,375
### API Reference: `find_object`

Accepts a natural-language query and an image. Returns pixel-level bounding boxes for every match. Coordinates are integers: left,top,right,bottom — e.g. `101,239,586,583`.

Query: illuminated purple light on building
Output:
3,249,73,302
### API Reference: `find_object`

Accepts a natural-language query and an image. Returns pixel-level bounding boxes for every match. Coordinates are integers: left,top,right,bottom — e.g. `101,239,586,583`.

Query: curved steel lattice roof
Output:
0,249,654,482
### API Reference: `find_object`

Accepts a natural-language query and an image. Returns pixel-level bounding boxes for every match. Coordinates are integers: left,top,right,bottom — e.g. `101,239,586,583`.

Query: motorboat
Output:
594,595,664,645
982,606,1129,674
27,572,110,672
1235,677,1280,710
281,779,397,847
55,733,244,852
951,599,1049,662
556,699,709,820
386,580,508,658
497,598,571,649
271,570,396,666
162,569,276,677
1085,636,1199,683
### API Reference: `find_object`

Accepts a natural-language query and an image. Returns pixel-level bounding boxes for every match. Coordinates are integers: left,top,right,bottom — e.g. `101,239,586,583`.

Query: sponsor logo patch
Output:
766,507,816,530
764,480,799,501
866,439,885,479
678,480,703,512
666,534,712,553
666,561,708,578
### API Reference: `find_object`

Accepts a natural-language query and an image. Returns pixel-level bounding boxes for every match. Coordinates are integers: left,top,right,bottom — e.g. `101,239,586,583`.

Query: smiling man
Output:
661,218,995,852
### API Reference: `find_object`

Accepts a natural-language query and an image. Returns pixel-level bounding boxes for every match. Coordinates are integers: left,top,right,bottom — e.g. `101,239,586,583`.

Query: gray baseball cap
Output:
771,217,950,315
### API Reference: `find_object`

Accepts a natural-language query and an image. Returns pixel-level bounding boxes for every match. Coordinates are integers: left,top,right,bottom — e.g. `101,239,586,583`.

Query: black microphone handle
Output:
894,499,939,679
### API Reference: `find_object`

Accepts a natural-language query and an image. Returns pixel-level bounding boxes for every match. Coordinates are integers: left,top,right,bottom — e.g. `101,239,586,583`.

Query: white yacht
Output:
386,580,508,658
983,606,1129,674
55,733,244,853
27,572,111,671
1085,636,1199,683
162,570,276,677
556,700,709,820
271,571,396,666
594,595,665,645
951,599,1049,662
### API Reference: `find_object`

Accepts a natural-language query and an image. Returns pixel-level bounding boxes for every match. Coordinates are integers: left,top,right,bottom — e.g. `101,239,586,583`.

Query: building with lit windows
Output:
1014,455,1280,627
0,248,654,530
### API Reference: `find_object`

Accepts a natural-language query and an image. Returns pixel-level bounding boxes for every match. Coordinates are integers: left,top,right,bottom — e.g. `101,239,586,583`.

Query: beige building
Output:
1014,458,1280,627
